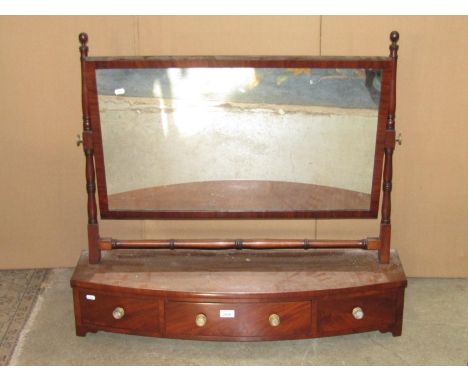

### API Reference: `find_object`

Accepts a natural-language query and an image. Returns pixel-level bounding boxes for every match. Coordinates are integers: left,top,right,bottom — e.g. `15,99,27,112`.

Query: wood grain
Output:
84,55,391,220
165,301,311,340
71,249,406,298
79,33,101,263
72,32,406,341
379,31,399,263
78,289,160,336
71,249,406,340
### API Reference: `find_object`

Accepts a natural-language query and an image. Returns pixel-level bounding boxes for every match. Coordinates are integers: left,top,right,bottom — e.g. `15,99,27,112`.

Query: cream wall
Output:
0,16,466,276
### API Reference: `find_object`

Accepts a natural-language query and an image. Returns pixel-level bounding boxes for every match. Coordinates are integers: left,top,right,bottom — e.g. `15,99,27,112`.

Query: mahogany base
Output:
70,249,407,341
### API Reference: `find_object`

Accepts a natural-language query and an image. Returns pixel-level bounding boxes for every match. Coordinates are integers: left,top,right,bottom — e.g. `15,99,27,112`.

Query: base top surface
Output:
71,249,406,297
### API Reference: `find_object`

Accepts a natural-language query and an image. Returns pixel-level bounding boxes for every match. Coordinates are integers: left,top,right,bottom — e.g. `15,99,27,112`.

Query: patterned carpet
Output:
0,269,49,365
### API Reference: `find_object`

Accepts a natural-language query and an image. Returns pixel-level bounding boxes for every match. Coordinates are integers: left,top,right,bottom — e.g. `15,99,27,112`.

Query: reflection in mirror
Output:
96,67,381,212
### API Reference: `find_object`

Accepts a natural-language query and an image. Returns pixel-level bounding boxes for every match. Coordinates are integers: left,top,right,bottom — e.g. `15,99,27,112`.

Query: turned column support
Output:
79,32,101,264
379,31,399,264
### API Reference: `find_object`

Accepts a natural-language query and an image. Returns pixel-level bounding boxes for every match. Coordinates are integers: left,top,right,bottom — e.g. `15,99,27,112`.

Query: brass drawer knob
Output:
269,313,280,327
352,306,364,320
195,313,207,327
112,307,125,320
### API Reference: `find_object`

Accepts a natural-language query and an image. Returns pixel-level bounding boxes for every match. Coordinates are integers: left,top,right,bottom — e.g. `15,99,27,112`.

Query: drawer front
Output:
318,292,396,335
78,290,160,334
165,301,311,339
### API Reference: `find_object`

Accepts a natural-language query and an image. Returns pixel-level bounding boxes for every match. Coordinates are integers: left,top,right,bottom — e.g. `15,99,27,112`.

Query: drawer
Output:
78,290,160,334
318,292,396,335
165,301,311,339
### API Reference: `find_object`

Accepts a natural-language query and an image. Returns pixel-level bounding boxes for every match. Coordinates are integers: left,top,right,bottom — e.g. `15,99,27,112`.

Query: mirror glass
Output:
96,67,382,212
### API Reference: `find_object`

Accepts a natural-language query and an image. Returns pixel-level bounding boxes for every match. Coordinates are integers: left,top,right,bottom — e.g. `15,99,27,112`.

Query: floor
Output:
2,268,467,366
0,269,48,365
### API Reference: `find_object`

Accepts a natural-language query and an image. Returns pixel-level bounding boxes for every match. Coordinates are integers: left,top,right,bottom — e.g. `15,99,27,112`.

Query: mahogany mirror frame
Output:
78,32,399,265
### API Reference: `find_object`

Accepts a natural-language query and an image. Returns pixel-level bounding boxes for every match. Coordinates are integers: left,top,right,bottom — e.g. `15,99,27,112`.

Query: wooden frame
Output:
89,57,391,220
73,31,406,342
79,32,399,264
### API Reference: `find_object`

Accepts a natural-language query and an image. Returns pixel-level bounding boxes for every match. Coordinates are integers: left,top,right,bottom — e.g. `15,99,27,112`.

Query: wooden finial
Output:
79,32,88,44
389,31,399,58
79,32,89,58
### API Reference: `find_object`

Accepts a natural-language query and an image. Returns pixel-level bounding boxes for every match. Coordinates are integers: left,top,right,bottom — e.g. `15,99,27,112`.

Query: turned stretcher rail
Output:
99,238,380,251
